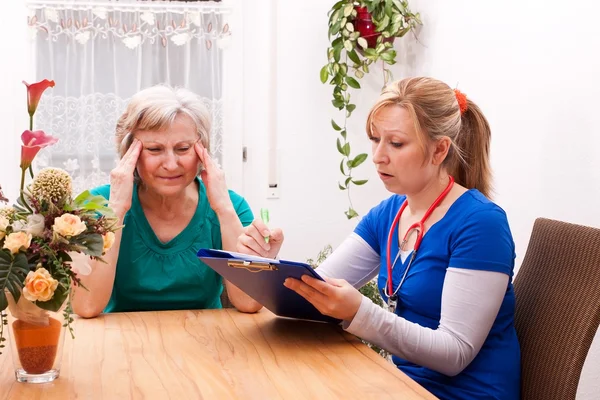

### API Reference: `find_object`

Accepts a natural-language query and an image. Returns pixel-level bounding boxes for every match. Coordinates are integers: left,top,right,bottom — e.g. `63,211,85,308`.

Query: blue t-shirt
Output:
355,189,520,400
90,179,254,313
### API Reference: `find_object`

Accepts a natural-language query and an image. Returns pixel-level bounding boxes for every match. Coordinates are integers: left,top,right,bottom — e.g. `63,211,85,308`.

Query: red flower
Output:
20,130,58,170
23,79,55,117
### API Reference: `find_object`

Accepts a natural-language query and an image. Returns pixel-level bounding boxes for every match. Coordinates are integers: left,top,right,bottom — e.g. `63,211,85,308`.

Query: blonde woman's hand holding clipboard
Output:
284,275,363,322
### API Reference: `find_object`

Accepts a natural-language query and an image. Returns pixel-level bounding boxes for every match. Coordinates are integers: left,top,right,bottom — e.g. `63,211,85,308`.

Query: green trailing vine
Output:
321,0,421,219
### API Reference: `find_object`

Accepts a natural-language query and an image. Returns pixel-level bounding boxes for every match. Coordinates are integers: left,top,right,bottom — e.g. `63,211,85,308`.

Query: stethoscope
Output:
384,176,455,313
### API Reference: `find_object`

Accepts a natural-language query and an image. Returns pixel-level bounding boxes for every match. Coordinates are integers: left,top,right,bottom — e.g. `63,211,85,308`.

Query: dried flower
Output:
30,167,72,205
0,206,17,221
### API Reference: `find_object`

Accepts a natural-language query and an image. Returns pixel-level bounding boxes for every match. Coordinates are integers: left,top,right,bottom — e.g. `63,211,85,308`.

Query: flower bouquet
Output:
0,80,120,383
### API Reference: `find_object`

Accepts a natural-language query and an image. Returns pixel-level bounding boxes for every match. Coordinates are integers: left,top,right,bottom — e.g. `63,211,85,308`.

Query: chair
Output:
514,218,600,400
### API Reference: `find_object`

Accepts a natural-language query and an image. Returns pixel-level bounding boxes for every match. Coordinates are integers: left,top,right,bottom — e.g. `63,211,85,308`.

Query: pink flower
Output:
23,79,55,117
20,130,58,170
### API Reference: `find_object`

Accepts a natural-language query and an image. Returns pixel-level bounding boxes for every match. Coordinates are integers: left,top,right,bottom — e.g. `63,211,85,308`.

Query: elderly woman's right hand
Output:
236,219,284,259
109,138,142,219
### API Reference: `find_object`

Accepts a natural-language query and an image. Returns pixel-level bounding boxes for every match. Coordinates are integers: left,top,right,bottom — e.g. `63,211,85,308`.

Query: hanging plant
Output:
320,0,421,219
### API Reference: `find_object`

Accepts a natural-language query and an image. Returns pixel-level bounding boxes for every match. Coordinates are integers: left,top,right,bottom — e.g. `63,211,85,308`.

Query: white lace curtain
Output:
26,0,232,193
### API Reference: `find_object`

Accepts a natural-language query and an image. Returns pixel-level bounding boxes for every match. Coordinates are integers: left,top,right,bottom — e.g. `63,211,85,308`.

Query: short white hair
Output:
116,84,211,158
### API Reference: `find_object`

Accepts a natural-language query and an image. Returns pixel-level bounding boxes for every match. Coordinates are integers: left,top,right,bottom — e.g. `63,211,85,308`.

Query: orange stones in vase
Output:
12,317,62,374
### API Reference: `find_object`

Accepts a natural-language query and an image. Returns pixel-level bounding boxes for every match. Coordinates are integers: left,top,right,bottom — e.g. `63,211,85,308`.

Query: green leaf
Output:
339,62,348,75
329,20,342,37
331,0,346,11
355,69,365,79
384,68,393,84
343,3,354,17
391,0,405,13
336,138,344,154
332,99,345,109
68,233,104,257
345,76,361,89
339,160,347,175
320,65,329,83
364,48,378,58
380,51,395,62
35,281,68,312
331,119,342,131
342,143,351,157
347,49,361,65
397,26,411,37
352,179,368,185
0,251,30,311
329,9,341,25
384,0,393,17
392,13,403,25
350,153,368,167
357,37,368,49
345,177,352,186
346,104,357,113
338,183,347,190
376,14,390,32
345,208,359,219
343,40,353,52
73,190,99,207
340,130,347,140
333,43,342,63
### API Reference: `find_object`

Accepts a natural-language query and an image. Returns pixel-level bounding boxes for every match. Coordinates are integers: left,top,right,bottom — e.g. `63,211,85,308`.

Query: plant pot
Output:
6,298,66,383
353,6,394,50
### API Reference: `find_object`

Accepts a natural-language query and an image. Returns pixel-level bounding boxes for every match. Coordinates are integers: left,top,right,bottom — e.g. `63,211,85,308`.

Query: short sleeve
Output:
354,195,405,256
449,207,515,276
228,190,254,227
89,184,111,200
354,209,381,254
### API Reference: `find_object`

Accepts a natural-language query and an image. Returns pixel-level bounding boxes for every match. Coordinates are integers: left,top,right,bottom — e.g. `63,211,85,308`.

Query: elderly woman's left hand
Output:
284,275,363,322
195,142,231,214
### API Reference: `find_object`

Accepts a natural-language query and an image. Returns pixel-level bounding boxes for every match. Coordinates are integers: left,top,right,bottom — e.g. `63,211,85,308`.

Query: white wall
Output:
239,0,600,398
0,1,32,203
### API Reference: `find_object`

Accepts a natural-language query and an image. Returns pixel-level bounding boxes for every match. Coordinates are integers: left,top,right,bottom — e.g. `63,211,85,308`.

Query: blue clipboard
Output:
197,248,340,324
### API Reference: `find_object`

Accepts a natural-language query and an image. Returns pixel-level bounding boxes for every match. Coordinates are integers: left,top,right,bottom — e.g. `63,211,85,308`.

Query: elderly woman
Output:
72,85,261,317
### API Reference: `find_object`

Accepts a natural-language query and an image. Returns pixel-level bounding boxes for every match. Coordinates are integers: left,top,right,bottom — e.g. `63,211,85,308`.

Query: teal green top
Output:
89,179,254,313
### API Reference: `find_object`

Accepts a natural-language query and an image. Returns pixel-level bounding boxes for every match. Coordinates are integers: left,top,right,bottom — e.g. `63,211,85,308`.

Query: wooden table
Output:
0,309,435,399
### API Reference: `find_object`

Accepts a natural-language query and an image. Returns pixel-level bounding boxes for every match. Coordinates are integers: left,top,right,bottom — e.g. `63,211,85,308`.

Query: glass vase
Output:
6,297,66,383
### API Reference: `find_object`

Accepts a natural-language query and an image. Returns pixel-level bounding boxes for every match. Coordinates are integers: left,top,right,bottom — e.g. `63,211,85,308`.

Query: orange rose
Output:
102,231,115,254
2,231,32,254
23,268,59,302
53,213,86,237
0,215,8,240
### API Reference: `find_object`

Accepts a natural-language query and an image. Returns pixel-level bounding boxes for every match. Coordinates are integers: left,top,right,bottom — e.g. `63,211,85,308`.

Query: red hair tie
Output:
454,89,468,114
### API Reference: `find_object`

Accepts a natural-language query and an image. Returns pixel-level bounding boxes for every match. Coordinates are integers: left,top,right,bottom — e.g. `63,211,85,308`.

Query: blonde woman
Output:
72,85,261,317
237,77,520,399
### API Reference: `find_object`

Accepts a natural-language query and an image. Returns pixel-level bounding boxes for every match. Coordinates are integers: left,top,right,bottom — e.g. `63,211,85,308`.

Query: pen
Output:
260,208,270,244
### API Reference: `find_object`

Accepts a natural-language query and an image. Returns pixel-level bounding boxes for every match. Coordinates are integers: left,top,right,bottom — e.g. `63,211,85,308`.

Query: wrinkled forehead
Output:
371,105,416,138
135,114,199,145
